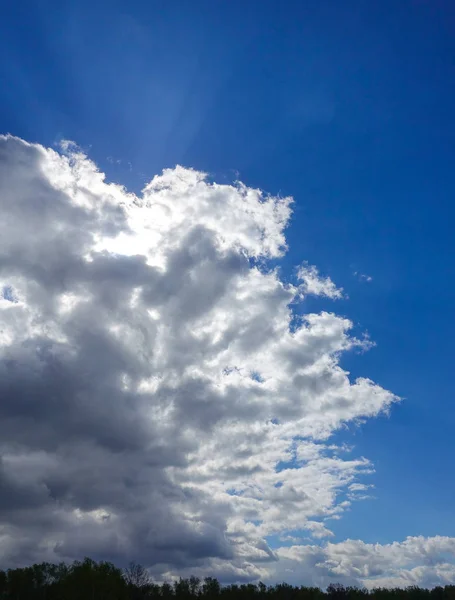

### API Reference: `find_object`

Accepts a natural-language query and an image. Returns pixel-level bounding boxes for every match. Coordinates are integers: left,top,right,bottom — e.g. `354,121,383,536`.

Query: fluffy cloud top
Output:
0,136,452,588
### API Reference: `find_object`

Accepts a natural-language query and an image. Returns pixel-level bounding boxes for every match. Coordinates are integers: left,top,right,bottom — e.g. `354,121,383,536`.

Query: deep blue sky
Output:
1,0,454,545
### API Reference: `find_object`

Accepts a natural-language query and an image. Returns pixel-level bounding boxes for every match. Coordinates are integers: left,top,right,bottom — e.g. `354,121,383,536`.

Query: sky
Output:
1,0,455,589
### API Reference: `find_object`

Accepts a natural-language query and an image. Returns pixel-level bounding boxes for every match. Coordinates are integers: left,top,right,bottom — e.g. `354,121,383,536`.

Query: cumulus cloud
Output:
0,135,441,587
274,536,455,589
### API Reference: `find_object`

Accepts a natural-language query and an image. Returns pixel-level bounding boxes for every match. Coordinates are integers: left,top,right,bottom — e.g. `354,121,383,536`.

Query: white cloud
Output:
274,536,455,589
0,135,425,587
354,271,373,283
304,521,335,539
298,264,344,299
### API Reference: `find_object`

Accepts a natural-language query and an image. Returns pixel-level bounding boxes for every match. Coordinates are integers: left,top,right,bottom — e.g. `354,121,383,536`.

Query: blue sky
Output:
1,0,455,583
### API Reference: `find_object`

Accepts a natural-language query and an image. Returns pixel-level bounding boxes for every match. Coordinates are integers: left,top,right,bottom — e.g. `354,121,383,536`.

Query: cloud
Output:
0,135,406,583
354,271,373,283
274,536,455,589
303,521,335,539
297,264,344,299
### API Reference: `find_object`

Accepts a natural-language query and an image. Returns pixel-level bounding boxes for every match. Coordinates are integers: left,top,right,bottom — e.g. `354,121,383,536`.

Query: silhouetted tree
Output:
2,557,455,600
124,562,152,599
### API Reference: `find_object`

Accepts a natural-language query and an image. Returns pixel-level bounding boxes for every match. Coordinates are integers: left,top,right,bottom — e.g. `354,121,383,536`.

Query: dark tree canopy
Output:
0,558,454,600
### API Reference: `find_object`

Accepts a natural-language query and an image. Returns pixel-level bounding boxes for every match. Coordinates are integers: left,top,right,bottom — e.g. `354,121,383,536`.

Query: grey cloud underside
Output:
0,135,452,588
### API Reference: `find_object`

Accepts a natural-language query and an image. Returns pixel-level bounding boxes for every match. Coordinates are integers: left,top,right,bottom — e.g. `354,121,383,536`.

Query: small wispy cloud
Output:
354,271,373,283
297,263,344,299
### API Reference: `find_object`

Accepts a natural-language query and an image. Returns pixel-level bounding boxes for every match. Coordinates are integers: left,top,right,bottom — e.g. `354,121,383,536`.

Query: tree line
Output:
1,557,454,600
